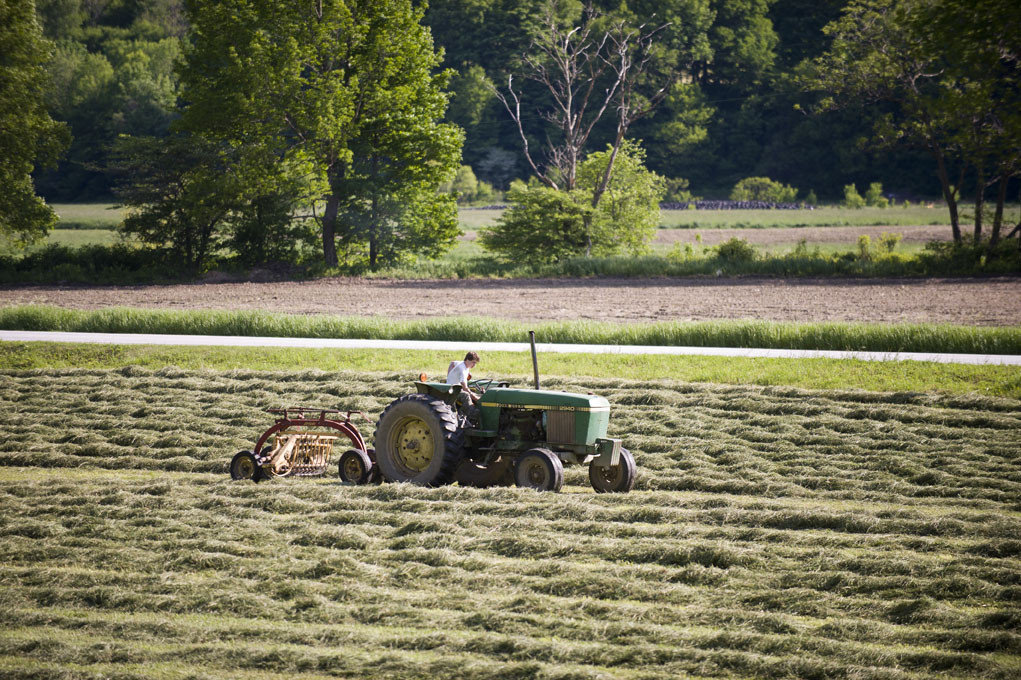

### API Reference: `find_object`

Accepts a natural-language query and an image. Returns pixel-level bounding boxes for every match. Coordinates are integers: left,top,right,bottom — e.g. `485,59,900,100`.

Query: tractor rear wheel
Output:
589,447,636,493
230,451,262,482
455,455,515,488
514,448,564,492
338,448,374,485
375,394,464,486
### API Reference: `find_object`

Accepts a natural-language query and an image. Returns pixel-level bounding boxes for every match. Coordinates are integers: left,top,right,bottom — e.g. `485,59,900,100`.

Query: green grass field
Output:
460,206,956,231
51,203,127,229
1,366,1018,679
658,206,954,229
3,341,1019,397
418,238,932,275
38,229,130,249
44,204,953,233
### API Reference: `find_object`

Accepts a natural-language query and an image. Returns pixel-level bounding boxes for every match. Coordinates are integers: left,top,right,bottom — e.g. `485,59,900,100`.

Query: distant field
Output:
0,205,131,256
658,205,954,229
42,228,130,248
25,204,956,258
460,205,957,231
4,203,1006,281
1,229,137,257
45,203,965,232
0,367,1018,679
51,203,126,229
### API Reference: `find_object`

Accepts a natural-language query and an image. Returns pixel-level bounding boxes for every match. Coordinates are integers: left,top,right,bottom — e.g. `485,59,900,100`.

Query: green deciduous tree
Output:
441,165,480,204
112,134,316,271
111,135,229,271
577,140,664,255
179,0,462,270
809,0,1021,244
0,0,69,244
920,0,1020,247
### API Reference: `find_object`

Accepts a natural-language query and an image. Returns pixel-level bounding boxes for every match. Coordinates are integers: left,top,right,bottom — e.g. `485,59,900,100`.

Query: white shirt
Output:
447,361,470,386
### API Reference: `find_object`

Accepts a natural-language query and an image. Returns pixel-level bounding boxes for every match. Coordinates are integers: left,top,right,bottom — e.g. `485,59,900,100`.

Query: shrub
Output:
714,237,757,262
666,242,697,262
474,180,499,204
664,177,694,203
479,181,593,264
865,182,889,208
877,232,902,253
843,184,866,209
0,244,179,284
730,177,798,203
481,140,663,263
857,234,872,260
919,239,1021,275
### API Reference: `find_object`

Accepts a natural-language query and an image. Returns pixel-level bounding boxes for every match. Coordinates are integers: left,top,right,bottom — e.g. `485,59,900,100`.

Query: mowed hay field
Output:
1,367,1020,679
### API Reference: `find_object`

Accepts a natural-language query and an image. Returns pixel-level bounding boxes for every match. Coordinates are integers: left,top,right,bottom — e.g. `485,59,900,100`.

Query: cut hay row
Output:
0,368,1018,679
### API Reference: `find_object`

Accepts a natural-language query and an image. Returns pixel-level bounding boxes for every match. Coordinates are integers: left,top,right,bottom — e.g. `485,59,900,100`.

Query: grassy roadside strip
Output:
3,305,1021,355
3,341,1019,397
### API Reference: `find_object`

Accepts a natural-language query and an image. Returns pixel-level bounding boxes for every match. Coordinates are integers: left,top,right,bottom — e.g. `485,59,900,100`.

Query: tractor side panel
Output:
576,409,610,445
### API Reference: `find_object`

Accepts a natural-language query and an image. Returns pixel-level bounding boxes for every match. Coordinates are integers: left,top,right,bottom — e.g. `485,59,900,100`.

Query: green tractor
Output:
340,333,636,493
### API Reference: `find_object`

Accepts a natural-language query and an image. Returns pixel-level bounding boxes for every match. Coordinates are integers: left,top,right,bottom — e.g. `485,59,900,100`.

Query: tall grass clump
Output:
3,305,1020,355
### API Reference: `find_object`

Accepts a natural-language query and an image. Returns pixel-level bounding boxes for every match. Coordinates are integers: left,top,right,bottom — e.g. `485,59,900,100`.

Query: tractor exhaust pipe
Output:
529,330,541,390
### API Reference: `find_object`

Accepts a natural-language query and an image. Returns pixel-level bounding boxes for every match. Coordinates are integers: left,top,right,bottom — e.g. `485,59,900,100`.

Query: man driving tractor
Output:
446,351,481,404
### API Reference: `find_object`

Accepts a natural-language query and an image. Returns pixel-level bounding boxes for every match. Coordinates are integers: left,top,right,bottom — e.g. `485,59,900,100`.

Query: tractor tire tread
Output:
375,394,465,486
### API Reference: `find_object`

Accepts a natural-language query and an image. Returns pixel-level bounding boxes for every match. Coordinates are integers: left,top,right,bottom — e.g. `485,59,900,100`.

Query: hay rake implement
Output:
229,407,378,483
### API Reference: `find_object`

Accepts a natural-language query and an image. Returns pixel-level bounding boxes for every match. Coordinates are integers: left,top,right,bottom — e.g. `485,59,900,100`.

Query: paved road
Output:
2,330,1019,366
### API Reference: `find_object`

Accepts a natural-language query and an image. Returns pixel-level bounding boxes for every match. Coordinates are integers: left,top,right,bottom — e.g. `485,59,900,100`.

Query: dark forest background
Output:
31,0,941,204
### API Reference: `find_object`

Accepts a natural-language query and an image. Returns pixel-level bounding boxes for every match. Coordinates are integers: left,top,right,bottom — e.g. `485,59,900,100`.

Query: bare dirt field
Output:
4,276,1020,326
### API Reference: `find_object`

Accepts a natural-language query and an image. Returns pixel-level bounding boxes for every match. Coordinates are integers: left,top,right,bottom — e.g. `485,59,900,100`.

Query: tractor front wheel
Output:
589,447,636,493
375,394,464,486
514,448,564,492
230,451,262,482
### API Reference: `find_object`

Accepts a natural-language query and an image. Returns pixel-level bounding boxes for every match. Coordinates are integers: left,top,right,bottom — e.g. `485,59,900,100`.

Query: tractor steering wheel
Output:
469,378,494,394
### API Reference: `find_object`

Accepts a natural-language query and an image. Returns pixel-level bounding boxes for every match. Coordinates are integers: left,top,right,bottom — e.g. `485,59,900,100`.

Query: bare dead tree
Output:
492,2,677,207
590,20,674,208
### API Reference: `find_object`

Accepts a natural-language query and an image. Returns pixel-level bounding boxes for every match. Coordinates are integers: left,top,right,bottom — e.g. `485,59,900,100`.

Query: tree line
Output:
2,0,1018,272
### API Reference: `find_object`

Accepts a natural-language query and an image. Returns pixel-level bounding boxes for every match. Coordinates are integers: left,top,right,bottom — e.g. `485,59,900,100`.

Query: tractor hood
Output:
479,387,610,412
